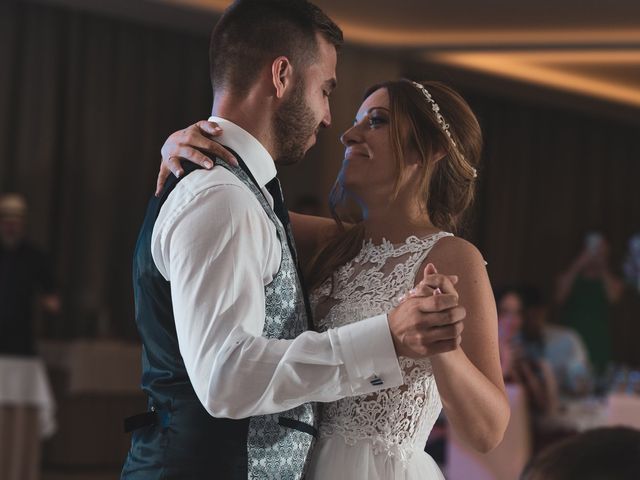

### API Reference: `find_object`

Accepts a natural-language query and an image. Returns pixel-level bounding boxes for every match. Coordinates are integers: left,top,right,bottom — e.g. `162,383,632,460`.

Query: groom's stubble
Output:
273,76,317,166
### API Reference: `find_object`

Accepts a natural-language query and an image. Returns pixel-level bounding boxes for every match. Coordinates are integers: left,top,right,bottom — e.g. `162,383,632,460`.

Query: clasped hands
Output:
388,263,465,359
155,121,465,360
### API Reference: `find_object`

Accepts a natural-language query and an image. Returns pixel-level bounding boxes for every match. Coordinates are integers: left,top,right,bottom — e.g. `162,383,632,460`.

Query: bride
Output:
158,79,508,479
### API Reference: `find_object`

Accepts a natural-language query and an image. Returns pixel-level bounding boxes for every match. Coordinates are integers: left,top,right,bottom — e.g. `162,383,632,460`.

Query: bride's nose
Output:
340,125,360,146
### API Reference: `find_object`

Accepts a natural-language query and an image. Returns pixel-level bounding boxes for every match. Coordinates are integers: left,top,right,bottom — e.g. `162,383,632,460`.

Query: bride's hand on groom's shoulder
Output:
388,263,465,359
155,120,238,196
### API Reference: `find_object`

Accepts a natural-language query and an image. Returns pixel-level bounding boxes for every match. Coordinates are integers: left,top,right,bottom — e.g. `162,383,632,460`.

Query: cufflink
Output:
369,374,383,386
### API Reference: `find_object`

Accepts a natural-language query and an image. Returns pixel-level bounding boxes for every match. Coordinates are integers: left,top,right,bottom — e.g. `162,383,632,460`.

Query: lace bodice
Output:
311,232,453,461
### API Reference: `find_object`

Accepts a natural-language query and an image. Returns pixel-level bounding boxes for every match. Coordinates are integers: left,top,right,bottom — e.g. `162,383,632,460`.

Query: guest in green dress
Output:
555,233,624,373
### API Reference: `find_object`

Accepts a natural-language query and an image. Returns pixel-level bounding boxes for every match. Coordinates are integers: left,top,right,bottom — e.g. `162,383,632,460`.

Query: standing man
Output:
122,1,464,479
0,193,60,356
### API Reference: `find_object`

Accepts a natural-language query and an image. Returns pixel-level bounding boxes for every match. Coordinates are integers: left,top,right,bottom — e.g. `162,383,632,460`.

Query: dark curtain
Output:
465,94,640,365
0,1,212,338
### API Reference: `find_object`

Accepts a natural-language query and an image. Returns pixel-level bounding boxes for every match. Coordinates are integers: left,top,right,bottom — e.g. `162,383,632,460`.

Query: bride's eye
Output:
368,116,387,128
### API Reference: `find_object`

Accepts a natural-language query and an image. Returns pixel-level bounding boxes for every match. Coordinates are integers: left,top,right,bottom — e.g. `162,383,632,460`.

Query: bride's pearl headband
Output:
410,81,478,179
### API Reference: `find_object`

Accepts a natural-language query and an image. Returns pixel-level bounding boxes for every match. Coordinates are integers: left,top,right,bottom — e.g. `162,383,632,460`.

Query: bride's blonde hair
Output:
306,79,482,290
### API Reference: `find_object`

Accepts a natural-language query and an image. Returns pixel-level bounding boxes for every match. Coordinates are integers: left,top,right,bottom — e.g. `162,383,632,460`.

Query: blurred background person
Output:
518,286,592,399
496,286,559,417
0,193,60,357
623,233,640,294
520,426,640,480
496,286,524,380
0,193,58,480
555,232,624,374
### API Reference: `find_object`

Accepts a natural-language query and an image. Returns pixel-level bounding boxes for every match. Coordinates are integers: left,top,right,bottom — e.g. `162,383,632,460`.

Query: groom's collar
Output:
208,116,277,188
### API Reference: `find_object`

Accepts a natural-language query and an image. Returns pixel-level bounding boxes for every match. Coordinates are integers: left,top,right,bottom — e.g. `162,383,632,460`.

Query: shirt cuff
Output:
335,313,404,394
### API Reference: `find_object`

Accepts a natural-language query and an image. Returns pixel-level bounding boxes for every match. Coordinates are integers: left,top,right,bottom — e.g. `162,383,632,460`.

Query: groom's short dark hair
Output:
209,0,343,95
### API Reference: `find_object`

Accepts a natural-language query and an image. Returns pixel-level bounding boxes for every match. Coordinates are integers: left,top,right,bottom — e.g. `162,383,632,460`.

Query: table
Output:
540,392,640,433
38,340,146,470
604,392,640,429
39,340,142,394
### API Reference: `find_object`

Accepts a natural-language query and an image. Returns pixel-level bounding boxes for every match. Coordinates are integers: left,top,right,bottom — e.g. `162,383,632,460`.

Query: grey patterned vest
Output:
220,159,316,479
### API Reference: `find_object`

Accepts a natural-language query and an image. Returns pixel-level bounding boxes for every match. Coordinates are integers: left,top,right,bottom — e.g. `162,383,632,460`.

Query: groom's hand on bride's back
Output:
155,120,238,196
388,264,465,359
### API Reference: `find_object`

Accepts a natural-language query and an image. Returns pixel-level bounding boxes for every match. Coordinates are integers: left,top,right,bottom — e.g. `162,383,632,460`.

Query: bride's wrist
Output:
431,347,464,369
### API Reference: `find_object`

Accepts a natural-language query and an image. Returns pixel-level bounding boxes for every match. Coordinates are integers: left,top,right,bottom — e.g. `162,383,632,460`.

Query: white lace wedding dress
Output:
306,232,453,480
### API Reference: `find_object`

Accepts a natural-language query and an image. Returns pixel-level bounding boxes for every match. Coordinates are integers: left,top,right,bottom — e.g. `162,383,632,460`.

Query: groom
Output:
122,1,465,479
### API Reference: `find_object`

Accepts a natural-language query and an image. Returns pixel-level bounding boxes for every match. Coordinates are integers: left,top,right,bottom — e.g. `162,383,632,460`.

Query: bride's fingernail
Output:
409,289,417,296
433,288,442,296
204,160,213,169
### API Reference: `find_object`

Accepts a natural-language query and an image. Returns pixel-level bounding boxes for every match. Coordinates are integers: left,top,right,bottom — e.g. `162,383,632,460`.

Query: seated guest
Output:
520,426,640,480
518,286,592,398
496,286,559,416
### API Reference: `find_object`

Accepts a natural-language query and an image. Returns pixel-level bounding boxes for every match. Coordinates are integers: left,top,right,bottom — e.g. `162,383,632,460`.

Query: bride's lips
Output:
345,149,369,160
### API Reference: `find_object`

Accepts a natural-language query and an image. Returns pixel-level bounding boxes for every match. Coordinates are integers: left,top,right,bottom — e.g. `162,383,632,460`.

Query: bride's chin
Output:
341,172,363,190
341,181,363,197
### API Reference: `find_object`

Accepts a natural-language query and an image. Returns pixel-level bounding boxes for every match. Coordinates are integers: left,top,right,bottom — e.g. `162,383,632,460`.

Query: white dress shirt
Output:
152,116,403,419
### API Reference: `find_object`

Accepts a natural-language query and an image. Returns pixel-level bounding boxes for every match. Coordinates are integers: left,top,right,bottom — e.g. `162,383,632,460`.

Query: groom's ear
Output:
271,56,294,99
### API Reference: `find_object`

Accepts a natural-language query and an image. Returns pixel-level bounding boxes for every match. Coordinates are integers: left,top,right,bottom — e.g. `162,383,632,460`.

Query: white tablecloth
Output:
541,392,640,433
0,356,56,438
604,392,640,429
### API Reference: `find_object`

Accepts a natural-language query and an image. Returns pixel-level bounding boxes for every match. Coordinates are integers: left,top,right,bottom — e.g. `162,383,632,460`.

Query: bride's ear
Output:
404,147,422,167
400,152,421,183
404,144,447,167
